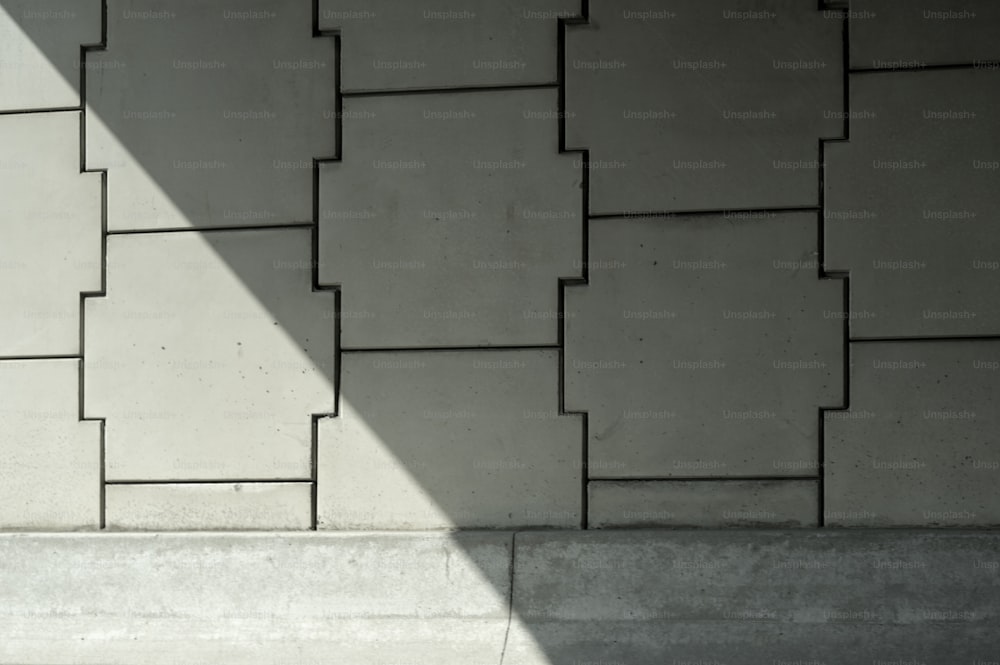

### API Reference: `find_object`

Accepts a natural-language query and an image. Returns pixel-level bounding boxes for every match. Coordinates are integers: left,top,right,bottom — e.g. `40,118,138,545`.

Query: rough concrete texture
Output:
589,479,818,528
105,482,313,530
318,350,582,529
825,340,1000,526
0,361,101,529
319,88,581,348
85,0,336,231
0,112,102,356
318,0,581,91
85,229,335,483
2,530,998,664
849,0,1000,69
0,532,513,664
506,530,1000,664
565,213,843,478
565,0,843,214
825,68,1000,337
0,0,101,110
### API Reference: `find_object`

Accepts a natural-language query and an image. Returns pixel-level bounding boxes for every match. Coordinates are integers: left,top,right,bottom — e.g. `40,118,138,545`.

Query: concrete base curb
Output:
1,530,997,664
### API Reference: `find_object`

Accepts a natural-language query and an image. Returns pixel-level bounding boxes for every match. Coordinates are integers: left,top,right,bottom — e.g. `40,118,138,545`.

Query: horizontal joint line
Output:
342,345,560,353
106,223,314,236
342,83,558,98
590,206,822,219
591,476,820,482
0,106,80,116
106,479,313,485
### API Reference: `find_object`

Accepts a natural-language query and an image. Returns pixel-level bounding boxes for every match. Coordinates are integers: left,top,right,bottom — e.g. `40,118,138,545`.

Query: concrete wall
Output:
1,1,998,662
2,0,997,533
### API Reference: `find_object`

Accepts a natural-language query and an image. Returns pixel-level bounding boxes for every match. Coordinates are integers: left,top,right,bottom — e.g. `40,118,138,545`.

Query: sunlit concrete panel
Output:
0,0,101,110
84,229,335,481
0,360,100,529
105,482,312,530
0,112,102,356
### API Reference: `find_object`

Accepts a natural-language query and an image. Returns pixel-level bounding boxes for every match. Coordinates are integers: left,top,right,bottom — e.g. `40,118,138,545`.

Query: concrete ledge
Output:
509,530,1000,665
2,530,999,664
0,532,513,664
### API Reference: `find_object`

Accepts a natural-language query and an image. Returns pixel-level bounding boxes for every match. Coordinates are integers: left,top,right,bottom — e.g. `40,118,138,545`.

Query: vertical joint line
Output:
556,18,568,151
333,33,343,159
841,276,851,409
817,407,825,527
99,421,107,529
581,413,589,529
498,531,518,665
333,289,342,414
842,14,851,140
310,416,319,530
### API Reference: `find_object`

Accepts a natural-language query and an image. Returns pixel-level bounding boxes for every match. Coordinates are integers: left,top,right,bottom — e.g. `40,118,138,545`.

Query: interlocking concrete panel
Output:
0,532,512,664
825,69,1000,337
319,0,580,91
0,360,100,529
589,479,818,528
825,341,1000,526
565,0,843,214
0,112,102,356
849,0,1000,69
105,482,312,530
318,350,582,529
0,0,101,110
85,0,335,231
565,213,843,478
319,88,581,348
84,229,335,481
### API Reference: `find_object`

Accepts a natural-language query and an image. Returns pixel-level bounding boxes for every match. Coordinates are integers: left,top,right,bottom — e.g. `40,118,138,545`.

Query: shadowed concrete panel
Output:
825,69,1000,337
565,0,843,214
318,350,582,529
849,0,1000,69
318,0,580,91
318,87,581,348
589,479,818,528
85,0,335,231
506,530,1000,664
565,213,843,478
825,340,1000,526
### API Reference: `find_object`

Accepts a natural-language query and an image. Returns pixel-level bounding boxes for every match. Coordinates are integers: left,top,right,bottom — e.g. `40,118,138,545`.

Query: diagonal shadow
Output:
2,0,591,661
